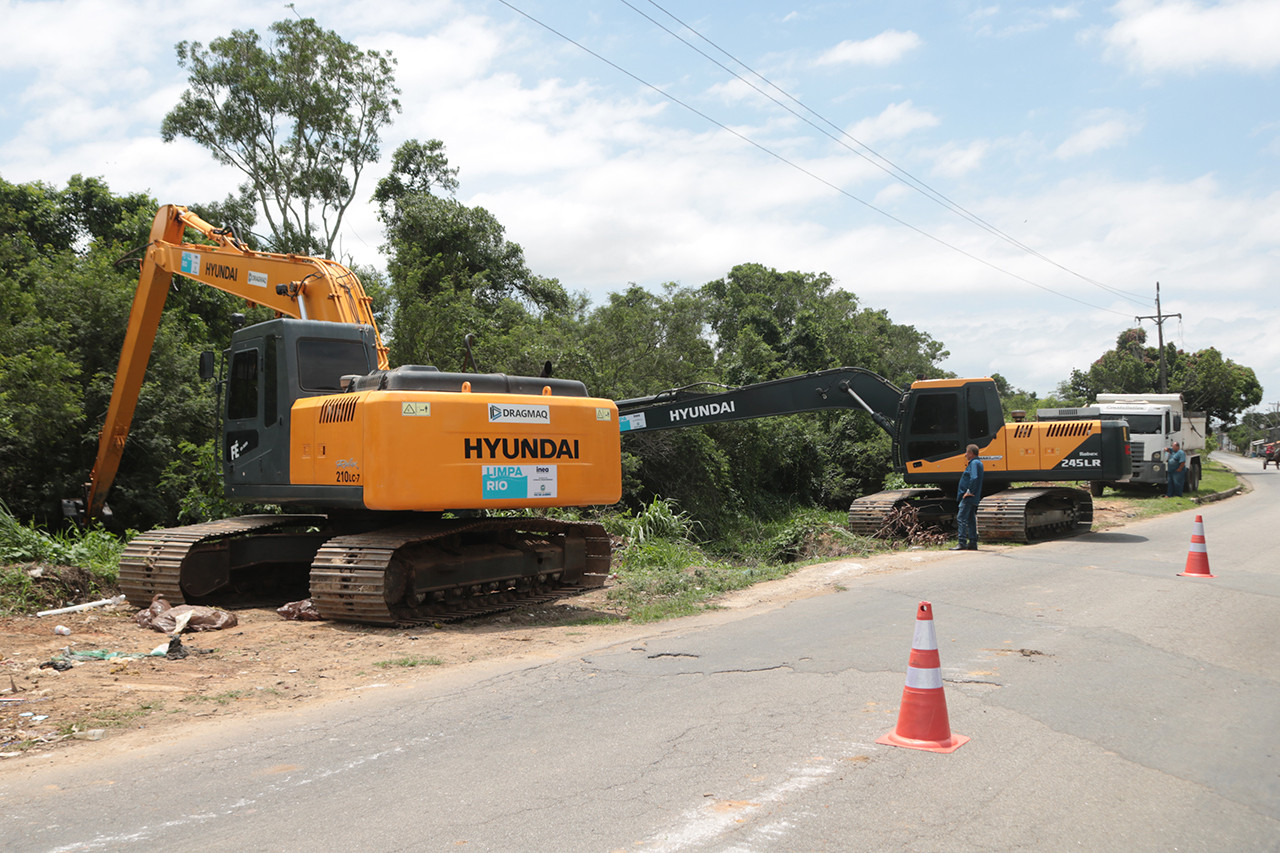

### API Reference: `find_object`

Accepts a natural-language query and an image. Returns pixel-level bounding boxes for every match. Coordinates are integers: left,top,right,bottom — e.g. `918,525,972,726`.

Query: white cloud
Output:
1054,111,1143,158
968,3,1082,37
847,101,940,145
928,141,991,178
1105,0,1280,73
814,30,922,67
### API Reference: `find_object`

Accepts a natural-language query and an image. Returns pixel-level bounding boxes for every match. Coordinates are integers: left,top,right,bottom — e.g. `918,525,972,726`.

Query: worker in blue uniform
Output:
1166,441,1187,497
953,444,984,551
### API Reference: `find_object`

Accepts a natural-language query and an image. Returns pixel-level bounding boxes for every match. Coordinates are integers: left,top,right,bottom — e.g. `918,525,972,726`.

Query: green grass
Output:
0,501,126,615
1090,457,1241,525
1196,459,1238,495
374,655,443,668
0,502,125,576
601,502,897,622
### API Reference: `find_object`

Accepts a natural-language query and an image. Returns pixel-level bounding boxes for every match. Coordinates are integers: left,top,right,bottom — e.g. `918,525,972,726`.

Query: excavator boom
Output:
616,367,903,436
84,205,388,516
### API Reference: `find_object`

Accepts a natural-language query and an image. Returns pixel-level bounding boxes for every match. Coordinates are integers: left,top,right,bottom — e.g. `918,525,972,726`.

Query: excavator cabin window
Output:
906,391,961,460
227,349,258,420
297,338,371,391
904,381,1001,462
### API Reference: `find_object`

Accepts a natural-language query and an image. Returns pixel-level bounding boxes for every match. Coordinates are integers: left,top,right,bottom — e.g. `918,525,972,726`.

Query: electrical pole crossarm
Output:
1135,281,1181,393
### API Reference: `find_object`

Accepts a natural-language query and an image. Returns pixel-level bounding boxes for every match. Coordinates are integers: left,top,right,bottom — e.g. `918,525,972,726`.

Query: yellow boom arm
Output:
86,204,389,516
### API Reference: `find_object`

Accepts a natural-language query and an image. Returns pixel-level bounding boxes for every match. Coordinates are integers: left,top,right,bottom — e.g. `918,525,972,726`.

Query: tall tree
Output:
162,17,400,256
1172,347,1262,426
375,141,569,369
1057,329,1261,425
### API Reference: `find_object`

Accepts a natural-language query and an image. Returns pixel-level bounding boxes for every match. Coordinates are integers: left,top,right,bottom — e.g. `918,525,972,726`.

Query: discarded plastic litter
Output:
164,635,189,660
71,729,105,741
278,599,324,621
135,596,237,633
38,595,128,617
39,660,72,672
54,625,71,636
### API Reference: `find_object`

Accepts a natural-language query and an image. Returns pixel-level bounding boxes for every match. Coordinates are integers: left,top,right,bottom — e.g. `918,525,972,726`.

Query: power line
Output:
636,0,1149,306
493,0,1135,317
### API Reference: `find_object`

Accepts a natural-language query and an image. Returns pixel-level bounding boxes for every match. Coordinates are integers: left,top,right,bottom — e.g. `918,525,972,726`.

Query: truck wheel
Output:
1188,462,1201,492
1089,481,1104,497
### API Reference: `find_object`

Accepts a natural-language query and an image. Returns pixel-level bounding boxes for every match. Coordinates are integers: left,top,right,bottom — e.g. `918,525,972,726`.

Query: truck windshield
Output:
1107,414,1163,433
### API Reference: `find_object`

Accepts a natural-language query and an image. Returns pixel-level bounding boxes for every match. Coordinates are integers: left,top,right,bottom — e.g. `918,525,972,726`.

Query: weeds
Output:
603,496,703,545
374,656,443,668
0,501,124,578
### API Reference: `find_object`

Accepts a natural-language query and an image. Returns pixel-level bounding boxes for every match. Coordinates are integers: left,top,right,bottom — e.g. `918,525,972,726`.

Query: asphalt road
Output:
2,452,1277,852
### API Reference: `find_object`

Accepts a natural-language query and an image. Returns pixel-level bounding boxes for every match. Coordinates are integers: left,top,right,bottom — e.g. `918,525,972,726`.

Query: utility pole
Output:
1135,282,1181,393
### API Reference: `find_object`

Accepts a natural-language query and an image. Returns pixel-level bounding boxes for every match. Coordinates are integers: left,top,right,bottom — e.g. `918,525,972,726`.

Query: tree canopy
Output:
1057,328,1261,425
162,17,400,256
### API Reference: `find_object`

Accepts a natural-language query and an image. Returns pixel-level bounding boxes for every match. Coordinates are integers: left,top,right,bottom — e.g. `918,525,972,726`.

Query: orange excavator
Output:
82,206,1131,625
78,205,621,624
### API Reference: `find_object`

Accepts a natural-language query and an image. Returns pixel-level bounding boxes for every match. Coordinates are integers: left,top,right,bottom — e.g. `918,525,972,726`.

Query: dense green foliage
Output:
0,176,255,529
1057,328,1262,426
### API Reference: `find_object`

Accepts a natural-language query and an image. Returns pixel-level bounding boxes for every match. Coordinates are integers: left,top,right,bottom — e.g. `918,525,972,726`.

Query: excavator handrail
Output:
82,204,389,517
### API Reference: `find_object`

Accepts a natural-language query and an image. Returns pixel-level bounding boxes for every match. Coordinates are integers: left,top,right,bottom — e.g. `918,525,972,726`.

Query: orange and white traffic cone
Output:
876,601,970,753
1178,514,1215,578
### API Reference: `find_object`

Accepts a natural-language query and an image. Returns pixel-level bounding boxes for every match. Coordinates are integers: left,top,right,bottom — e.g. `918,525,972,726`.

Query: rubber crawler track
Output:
849,487,1092,543
118,515,326,607
309,518,611,626
117,515,610,626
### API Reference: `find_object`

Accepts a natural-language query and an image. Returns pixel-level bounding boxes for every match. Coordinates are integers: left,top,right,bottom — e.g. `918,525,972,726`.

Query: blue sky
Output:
2,0,1278,415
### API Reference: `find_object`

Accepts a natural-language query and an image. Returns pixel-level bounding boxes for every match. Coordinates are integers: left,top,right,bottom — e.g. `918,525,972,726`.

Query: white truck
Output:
1038,393,1206,496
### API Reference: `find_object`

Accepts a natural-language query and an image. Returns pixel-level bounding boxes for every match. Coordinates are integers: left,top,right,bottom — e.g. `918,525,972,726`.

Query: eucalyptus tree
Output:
162,17,400,256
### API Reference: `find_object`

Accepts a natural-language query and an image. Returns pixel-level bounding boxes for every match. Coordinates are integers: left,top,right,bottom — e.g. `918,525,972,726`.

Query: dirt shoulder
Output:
0,499,1141,764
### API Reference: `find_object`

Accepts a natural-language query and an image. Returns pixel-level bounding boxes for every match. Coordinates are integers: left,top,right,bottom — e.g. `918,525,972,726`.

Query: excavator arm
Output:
82,204,389,517
615,367,904,436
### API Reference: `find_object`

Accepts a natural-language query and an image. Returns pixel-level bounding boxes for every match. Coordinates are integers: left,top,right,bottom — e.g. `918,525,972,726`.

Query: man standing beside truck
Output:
1166,441,1187,497
953,444,984,550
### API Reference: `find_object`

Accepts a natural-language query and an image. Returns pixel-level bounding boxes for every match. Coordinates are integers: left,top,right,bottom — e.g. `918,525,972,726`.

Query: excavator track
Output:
976,487,1093,542
309,518,611,626
848,488,952,537
849,486,1092,543
118,514,610,625
118,515,328,607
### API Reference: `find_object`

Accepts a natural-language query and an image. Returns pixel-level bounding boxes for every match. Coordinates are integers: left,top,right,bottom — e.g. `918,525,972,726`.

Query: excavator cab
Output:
898,378,1001,475
222,318,379,506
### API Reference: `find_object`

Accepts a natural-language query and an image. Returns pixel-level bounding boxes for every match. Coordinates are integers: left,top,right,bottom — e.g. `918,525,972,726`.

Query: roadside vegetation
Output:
1087,456,1240,527
0,458,1243,622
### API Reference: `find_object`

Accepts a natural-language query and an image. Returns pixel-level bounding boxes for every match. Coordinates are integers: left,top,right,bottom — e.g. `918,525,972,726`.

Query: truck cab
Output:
1039,393,1205,494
